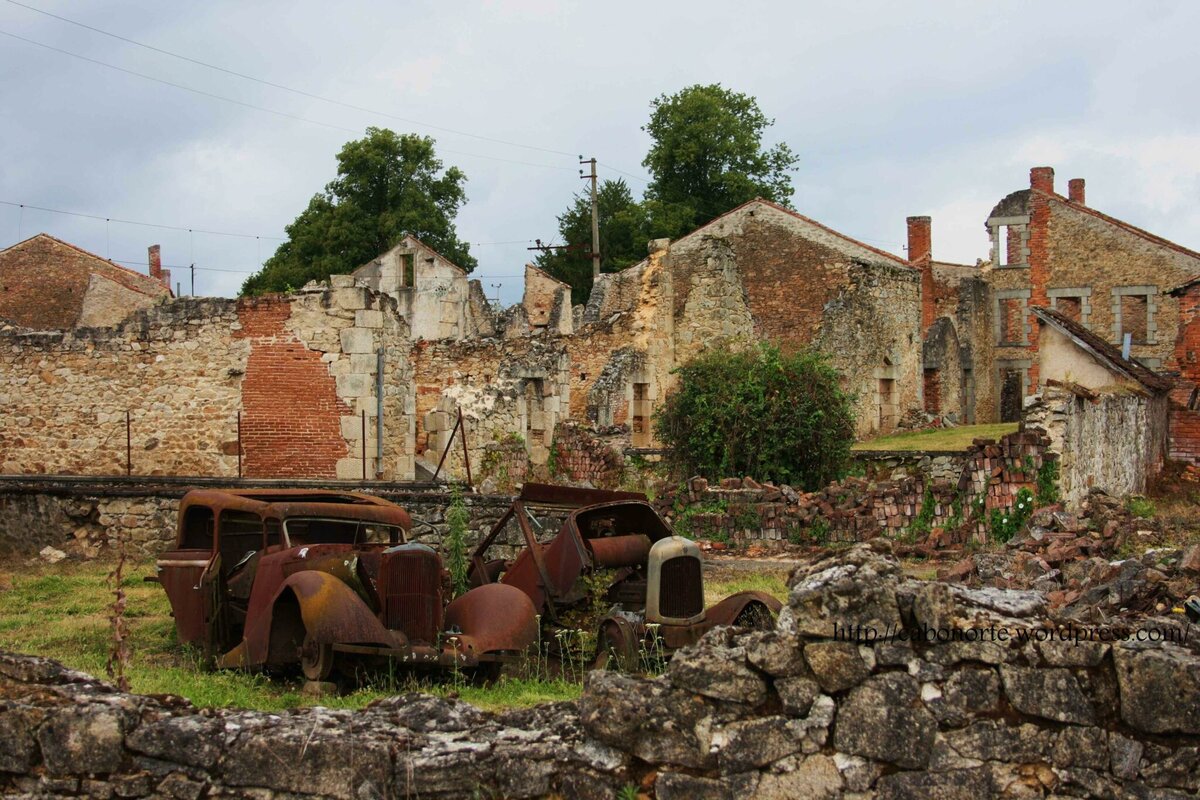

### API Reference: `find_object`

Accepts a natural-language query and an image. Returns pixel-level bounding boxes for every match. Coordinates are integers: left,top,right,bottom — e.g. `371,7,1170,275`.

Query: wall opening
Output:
1000,369,1023,423
1056,295,1083,322
923,369,941,414
1120,294,1149,344
878,378,897,433
631,382,652,447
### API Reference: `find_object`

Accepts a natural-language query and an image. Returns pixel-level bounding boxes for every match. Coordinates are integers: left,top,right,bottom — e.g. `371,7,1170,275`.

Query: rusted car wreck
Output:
153,489,538,681
469,483,782,669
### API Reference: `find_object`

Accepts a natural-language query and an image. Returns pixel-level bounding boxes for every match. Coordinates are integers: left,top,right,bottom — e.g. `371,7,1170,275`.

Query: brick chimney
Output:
906,216,932,264
1030,166,1055,194
907,216,935,335
1068,178,1086,205
148,245,162,281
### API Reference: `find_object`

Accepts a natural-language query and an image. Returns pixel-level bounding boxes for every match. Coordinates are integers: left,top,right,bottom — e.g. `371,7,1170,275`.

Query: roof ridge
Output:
1033,190,1200,262
1,232,170,296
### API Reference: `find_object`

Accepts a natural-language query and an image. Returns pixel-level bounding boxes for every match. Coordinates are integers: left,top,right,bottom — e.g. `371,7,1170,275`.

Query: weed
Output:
1127,497,1156,519
445,485,470,597
1035,458,1061,505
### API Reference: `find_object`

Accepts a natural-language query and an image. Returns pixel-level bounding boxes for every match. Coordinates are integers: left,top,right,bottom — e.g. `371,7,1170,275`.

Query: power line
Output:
598,161,651,184
0,28,577,173
1,199,284,240
4,0,579,160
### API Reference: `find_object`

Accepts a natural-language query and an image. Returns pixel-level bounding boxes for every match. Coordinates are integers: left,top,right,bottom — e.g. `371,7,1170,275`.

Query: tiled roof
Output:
1032,306,1172,393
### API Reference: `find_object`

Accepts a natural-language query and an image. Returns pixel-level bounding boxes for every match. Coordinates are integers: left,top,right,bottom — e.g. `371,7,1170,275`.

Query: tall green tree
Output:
534,179,649,306
242,128,475,295
642,84,799,240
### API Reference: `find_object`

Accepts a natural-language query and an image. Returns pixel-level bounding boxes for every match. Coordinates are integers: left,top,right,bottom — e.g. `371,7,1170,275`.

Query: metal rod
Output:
361,408,367,481
237,410,242,478
125,410,131,476
376,347,384,478
431,411,462,483
459,407,472,489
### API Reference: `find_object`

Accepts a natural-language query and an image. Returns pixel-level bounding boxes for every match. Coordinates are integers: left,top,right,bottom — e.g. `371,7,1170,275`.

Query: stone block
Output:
355,309,384,328
336,373,370,398
336,458,365,479
339,327,374,354
329,274,356,289
331,287,367,310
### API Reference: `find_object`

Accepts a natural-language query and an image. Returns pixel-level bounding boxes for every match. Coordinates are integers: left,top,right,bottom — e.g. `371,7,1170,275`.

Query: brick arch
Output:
235,298,349,478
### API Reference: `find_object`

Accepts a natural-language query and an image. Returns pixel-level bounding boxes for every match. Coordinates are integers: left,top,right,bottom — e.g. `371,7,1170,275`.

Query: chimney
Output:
148,245,162,281
906,216,932,264
1068,178,1086,205
1030,166,1055,194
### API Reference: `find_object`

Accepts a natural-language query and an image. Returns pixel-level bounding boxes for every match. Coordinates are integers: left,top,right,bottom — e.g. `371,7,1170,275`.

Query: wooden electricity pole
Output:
580,156,600,283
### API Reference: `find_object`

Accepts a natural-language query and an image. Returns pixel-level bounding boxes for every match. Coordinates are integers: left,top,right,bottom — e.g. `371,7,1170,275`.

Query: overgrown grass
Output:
852,422,1019,452
0,560,792,712
0,559,580,712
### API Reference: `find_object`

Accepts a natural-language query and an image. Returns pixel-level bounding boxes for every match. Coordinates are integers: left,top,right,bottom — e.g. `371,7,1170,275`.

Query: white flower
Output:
1002,518,1009,524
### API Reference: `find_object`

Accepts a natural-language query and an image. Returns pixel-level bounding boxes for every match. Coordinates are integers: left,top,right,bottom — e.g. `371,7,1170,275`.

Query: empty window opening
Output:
181,505,215,550
1056,296,1083,322
1121,294,1149,344
402,253,415,288
999,298,1025,345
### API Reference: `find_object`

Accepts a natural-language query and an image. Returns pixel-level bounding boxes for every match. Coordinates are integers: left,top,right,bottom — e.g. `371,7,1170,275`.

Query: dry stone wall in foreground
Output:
2,544,1198,798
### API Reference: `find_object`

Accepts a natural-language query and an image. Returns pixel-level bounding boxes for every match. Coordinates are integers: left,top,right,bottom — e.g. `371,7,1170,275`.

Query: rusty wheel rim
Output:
300,633,333,682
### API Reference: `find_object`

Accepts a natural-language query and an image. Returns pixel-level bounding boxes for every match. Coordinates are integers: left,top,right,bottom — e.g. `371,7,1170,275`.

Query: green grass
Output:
0,560,793,712
852,422,1019,452
0,559,581,712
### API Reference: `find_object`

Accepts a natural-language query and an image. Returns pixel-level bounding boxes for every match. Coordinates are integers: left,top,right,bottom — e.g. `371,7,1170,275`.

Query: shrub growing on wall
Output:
655,344,855,490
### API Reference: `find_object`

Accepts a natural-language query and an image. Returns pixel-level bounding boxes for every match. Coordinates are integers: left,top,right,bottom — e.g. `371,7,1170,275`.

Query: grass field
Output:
0,559,789,711
852,422,1019,452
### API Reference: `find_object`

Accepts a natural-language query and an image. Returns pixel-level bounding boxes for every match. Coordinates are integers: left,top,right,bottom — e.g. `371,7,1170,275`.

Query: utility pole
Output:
190,263,195,296
580,156,600,284
490,283,502,308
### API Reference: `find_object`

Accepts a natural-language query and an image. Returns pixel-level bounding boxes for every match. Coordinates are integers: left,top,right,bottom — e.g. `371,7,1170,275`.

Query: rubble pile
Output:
3,544,1199,798
937,488,1200,635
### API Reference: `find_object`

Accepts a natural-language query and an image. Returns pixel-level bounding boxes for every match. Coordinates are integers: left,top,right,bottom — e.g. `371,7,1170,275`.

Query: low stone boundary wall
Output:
0,476,534,560
1,545,1197,798
658,428,1055,547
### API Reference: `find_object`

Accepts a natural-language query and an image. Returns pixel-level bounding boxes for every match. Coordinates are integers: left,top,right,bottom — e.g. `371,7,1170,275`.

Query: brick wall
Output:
1169,282,1200,462
234,298,350,478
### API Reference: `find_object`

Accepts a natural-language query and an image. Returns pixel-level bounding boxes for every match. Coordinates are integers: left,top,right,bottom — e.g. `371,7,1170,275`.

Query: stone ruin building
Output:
3,165,1200,487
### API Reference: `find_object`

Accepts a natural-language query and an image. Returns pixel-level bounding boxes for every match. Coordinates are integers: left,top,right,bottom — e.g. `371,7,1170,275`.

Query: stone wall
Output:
2,545,1198,798
0,477,532,561
1027,384,1168,507
0,283,417,482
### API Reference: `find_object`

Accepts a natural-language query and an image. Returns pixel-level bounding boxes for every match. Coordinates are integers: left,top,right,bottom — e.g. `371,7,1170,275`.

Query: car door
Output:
156,502,220,647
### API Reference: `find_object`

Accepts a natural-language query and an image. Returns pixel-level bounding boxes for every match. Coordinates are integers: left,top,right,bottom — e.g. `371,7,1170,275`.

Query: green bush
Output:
445,485,470,597
655,344,855,490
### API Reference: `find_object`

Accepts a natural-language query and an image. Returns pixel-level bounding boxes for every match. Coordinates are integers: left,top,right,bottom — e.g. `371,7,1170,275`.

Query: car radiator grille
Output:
659,555,703,619
379,551,443,643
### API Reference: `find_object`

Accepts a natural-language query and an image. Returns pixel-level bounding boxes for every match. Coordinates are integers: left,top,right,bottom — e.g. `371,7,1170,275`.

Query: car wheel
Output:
733,602,775,631
591,619,638,672
300,632,334,682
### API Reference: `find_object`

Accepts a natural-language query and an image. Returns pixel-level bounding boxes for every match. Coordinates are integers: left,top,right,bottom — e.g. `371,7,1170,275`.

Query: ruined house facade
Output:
4,165,1200,481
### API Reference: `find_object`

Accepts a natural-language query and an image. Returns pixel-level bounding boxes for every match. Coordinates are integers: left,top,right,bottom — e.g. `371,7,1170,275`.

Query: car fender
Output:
704,590,783,628
445,583,539,656
229,570,401,668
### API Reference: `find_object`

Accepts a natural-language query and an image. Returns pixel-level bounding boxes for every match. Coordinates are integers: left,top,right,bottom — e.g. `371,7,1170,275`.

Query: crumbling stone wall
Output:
0,298,248,476
3,545,1198,799
1169,279,1200,464
0,283,416,482
1027,384,1168,507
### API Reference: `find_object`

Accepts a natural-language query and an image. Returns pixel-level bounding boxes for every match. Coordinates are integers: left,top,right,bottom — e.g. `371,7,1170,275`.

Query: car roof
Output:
179,489,411,527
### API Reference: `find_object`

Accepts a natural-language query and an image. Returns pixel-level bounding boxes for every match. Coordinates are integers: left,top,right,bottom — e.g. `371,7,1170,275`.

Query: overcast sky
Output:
2,1,1198,304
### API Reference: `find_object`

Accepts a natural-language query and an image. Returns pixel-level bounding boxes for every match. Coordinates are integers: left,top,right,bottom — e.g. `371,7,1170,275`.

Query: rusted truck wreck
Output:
153,489,537,681
469,483,782,669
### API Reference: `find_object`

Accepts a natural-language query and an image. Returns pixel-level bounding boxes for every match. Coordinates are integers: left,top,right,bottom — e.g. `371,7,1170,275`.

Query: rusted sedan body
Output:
468,483,782,668
154,489,537,681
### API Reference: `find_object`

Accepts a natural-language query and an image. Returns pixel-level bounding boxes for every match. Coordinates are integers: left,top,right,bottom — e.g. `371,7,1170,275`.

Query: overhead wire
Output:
0,29,577,172
3,0,578,159
0,199,283,240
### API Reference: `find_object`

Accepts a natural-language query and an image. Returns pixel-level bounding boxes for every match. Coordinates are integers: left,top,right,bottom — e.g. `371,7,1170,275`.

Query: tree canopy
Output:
533,179,649,306
655,344,855,490
642,84,799,239
241,128,475,295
